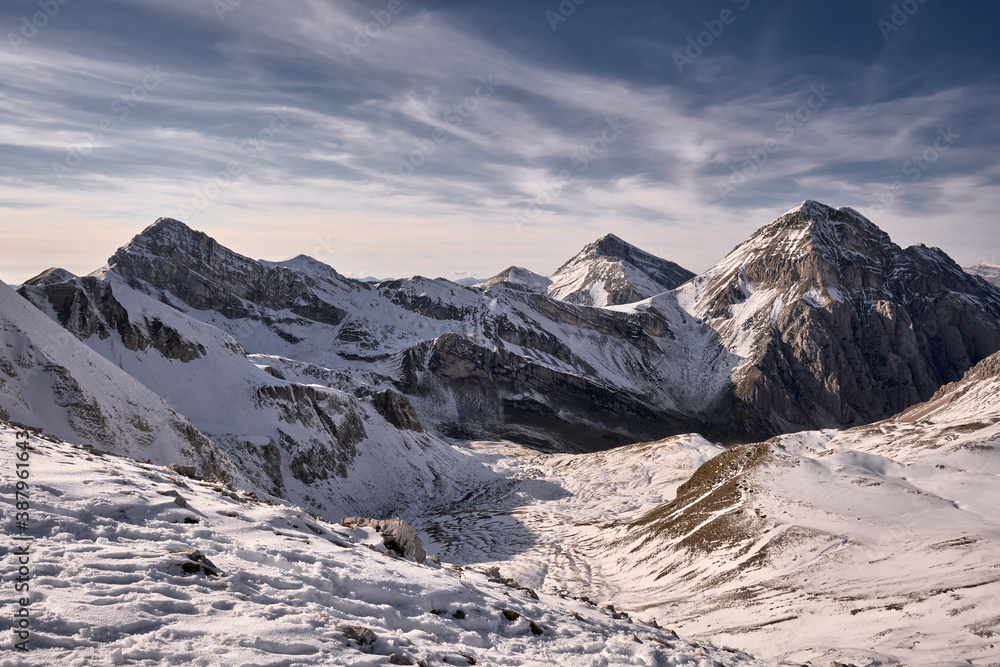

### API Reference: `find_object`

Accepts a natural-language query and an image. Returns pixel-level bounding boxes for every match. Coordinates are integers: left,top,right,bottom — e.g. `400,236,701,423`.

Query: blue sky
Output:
1,0,998,283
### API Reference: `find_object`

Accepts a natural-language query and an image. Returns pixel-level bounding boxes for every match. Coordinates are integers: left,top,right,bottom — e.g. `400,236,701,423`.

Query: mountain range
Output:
17,202,1000,458
3,200,999,664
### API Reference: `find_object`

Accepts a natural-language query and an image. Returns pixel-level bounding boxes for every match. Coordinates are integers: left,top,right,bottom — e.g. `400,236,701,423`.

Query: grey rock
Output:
697,202,1000,436
168,464,198,479
342,517,426,562
371,389,424,432
156,489,188,507
342,625,376,646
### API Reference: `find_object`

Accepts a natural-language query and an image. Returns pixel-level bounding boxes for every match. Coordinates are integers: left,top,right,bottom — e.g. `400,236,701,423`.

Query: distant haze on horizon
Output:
2,0,999,284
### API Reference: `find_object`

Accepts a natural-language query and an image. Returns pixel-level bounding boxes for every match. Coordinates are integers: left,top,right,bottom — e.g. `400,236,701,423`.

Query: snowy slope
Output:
414,350,1000,666
17,272,499,520
547,234,694,308
0,283,234,478
966,262,1000,287
0,423,769,667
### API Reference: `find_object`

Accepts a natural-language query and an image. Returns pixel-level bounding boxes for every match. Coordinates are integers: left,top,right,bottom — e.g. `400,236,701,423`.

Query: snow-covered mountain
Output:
481,266,552,292
19,204,1000,456
967,262,1000,287
414,348,1000,666
0,282,234,479
670,200,1000,436
21,218,710,452
15,266,496,520
547,233,695,307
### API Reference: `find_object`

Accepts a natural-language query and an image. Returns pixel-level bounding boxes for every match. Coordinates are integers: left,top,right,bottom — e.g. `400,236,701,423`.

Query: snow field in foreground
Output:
0,425,767,667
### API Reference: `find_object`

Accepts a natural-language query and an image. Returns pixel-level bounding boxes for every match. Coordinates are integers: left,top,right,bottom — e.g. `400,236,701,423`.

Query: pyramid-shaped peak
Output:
775,201,880,234
22,267,77,287
588,233,642,258
784,199,830,216
118,217,212,258
142,217,201,238
481,265,552,291
107,217,259,281
549,234,694,307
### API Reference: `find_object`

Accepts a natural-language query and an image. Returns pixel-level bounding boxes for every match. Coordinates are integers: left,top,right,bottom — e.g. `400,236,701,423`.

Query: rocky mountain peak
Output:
568,233,666,267
694,201,898,307
547,234,694,307
102,219,350,326
763,200,893,264
23,267,77,287
109,217,226,269
480,266,552,292
589,233,630,256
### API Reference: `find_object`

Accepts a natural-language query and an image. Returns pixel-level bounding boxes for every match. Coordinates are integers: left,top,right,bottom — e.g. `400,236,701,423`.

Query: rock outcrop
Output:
20,275,207,362
342,516,427,562
370,389,424,432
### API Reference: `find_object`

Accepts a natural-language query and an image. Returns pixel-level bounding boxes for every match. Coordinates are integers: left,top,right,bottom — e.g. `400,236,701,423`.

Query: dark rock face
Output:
108,218,348,325
694,202,1000,434
18,277,206,362
378,278,478,321
341,516,426,562
255,384,367,484
255,439,285,496
371,389,424,432
418,333,702,452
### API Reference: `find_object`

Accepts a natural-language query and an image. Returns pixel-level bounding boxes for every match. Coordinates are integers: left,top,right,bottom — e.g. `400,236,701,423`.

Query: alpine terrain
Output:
1,200,998,665
967,262,1000,287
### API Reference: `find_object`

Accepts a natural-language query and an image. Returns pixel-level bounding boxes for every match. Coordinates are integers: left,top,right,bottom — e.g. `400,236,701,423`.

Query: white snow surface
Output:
411,353,1000,666
0,424,767,667
0,283,228,472
966,262,1000,287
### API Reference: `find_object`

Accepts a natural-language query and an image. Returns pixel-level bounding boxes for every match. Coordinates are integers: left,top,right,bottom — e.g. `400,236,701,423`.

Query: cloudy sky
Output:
1,0,998,284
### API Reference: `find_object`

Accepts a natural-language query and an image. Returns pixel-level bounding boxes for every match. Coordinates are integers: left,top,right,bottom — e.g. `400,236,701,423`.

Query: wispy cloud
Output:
1,0,997,282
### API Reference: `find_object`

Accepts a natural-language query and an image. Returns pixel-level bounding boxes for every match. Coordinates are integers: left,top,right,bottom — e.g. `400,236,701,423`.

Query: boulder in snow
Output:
342,516,426,562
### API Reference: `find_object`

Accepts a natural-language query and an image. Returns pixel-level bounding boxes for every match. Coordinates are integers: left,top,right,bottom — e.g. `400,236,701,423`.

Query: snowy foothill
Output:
413,352,1000,666
0,424,766,667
